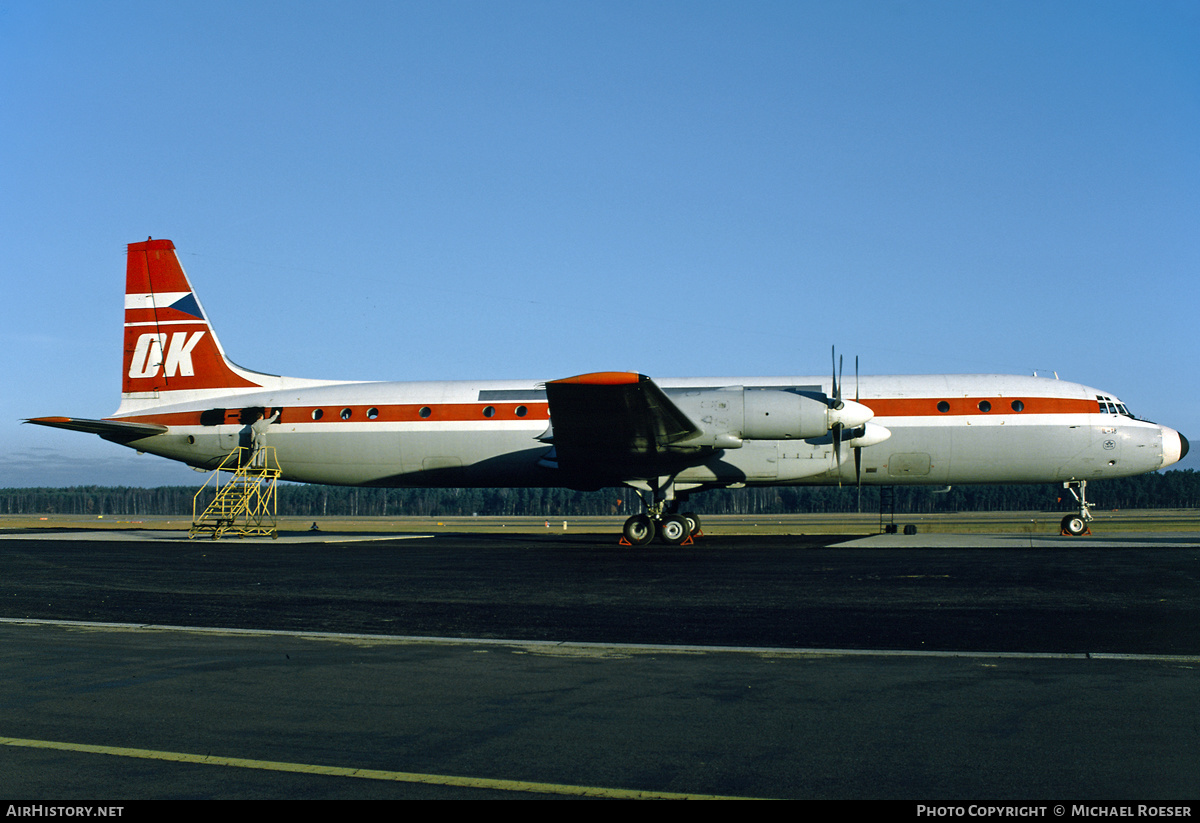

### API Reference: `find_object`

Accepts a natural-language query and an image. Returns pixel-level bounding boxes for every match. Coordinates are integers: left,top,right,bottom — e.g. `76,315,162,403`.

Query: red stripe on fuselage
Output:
108,395,1101,428
865,397,1099,417
113,403,552,427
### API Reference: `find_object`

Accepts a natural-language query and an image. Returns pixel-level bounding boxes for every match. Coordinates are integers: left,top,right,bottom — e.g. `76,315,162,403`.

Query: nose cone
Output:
1162,427,1189,468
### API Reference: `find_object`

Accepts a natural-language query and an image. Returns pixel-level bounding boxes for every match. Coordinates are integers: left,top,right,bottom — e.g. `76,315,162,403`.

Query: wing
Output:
542,372,704,480
25,416,168,444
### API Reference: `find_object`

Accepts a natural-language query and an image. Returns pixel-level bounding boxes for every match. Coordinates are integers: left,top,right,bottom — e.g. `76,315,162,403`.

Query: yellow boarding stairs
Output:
190,446,281,539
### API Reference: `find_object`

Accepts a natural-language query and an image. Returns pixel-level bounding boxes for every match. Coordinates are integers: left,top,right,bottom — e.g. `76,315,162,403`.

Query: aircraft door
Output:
199,408,244,455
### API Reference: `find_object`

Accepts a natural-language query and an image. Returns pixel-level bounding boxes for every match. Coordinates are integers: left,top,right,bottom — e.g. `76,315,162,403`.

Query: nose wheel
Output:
1060,480,1093,536
1060,514,1089,536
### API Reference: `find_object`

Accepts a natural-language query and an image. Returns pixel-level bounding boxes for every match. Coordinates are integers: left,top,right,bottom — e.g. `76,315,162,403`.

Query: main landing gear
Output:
620,483,703,546
621,510,702,546
1060,479,1093,536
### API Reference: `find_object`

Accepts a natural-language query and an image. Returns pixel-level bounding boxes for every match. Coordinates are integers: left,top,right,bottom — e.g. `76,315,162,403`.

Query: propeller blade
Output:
833,419,842,486
831,346,844,410
854,354,861,503
855,444,862,511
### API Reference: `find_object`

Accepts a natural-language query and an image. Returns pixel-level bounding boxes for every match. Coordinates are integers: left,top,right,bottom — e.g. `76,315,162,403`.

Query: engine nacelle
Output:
669,387,872,448
742,389,831,440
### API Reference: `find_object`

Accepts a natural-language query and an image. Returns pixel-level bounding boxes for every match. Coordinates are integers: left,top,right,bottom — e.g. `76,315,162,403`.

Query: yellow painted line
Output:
0,735,754,799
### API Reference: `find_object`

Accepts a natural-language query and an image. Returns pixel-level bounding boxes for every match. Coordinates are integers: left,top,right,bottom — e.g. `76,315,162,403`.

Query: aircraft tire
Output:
1061,514,1087,536
659,514,690,545
682,511,701,537
623,514,657,546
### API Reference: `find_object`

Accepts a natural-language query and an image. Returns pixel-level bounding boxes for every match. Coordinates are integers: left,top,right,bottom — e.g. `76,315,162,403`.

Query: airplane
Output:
28,238,1189,543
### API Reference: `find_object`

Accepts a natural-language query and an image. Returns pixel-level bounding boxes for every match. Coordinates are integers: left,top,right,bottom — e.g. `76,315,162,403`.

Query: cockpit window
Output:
1096,395,1133,417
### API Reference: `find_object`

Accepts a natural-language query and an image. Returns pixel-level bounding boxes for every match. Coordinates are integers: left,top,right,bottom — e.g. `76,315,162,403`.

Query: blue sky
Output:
2,0,1196,487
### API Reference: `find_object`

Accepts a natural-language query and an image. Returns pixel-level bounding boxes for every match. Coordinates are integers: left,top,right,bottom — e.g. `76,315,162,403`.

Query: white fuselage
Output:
111,372,1184,491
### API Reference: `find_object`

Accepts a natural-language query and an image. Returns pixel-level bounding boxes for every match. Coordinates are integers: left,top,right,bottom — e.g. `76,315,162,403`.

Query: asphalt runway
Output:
1,529,1198,800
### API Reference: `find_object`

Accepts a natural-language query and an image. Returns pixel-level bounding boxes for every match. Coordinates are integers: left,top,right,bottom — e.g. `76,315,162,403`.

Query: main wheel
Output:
623,514,657,546
1061,514,1087,536
682,511,701,537
659,514,690,545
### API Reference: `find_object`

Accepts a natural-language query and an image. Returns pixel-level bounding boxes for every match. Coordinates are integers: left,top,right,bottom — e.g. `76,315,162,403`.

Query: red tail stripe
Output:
126,239,190,294
123,308,204,324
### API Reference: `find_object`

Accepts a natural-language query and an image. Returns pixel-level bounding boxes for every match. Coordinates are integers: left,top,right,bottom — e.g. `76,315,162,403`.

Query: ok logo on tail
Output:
128,331,206,379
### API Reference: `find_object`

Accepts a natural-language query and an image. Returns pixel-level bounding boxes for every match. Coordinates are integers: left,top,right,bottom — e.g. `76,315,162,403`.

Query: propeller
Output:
854,355,862,508
829,347,873,484
831,348,844,481
827,350,892,500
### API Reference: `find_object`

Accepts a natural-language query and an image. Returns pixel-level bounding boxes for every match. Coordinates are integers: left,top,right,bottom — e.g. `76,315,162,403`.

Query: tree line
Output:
2,470,1197,518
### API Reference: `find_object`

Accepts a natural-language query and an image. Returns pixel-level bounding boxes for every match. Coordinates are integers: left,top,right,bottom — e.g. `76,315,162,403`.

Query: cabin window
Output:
367,408,379,419
483,406,495,418
978,401,992,412
937,401,950,413
341,408,352,420
1011,400,1024,412
419,406,432,418
516,405,527,417
312,409,324,421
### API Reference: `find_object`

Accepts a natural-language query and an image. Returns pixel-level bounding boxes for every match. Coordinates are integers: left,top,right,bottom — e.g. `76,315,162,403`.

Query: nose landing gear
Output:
1060,480,1093,536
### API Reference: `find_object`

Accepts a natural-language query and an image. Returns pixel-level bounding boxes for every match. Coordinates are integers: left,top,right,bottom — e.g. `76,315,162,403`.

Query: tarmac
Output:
1,527,1198,800
7,527,1200,549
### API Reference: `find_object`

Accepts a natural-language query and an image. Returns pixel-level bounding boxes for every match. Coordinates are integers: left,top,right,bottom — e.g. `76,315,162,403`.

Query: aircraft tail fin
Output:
122,239,263,403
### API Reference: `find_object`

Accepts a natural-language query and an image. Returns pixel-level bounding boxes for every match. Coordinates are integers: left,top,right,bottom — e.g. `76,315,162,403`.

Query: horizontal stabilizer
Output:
25,416,168,443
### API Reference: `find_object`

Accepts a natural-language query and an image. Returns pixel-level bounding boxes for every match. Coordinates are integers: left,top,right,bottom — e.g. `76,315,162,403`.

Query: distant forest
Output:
2,470,1197,518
